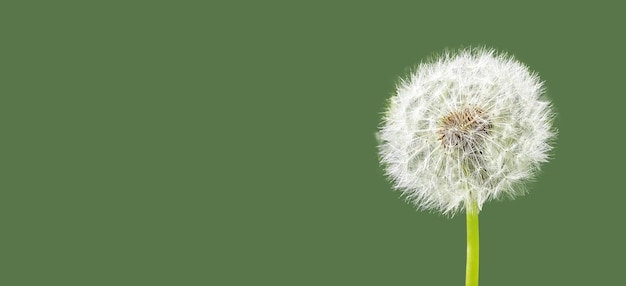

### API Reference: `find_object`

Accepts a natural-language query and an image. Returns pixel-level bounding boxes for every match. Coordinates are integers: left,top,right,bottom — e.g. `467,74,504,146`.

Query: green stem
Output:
465,202,479,286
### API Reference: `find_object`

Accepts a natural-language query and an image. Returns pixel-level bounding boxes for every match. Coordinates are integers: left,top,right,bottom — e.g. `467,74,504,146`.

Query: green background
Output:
2,1,624,285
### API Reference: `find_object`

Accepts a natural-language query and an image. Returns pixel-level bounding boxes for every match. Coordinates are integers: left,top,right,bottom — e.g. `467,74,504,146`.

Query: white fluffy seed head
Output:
378,48,556,216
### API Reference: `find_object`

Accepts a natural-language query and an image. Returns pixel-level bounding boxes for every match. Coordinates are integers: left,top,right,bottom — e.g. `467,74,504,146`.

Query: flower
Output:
378,48,555,215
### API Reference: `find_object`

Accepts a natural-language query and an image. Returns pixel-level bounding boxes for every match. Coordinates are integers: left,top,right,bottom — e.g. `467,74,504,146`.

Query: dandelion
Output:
377,47,555,286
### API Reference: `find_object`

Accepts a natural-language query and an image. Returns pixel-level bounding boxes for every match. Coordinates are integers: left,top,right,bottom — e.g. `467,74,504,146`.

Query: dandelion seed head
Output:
378,47,556,215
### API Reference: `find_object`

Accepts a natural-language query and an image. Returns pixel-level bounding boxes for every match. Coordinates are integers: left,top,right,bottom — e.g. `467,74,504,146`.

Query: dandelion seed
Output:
378,47,555,215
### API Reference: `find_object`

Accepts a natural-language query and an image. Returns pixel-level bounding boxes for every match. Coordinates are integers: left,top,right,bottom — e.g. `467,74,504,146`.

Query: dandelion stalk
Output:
465,202,479,286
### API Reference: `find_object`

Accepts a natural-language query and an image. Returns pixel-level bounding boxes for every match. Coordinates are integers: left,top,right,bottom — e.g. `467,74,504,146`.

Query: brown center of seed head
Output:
438,107,492,151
